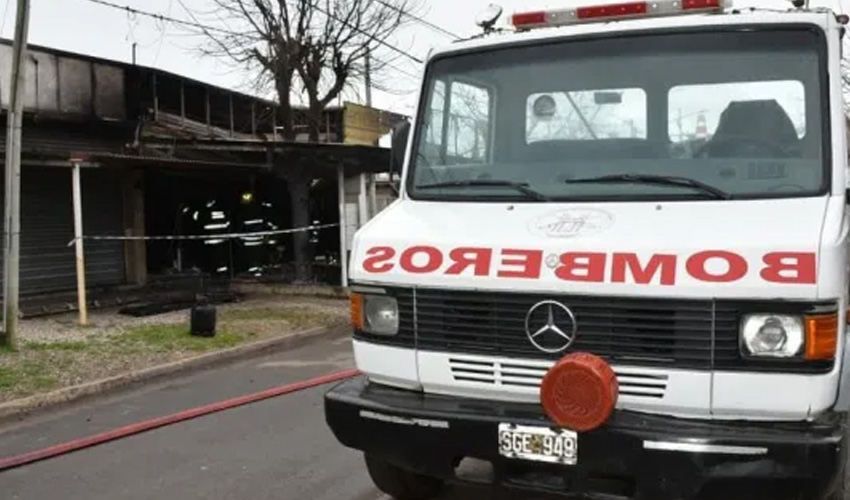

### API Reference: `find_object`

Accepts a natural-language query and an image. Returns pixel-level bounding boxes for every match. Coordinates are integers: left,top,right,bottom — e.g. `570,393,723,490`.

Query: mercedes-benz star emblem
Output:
524,301,578,353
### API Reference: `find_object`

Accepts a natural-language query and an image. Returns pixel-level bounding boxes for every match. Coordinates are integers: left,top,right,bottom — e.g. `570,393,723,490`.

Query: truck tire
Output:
364,454,445,500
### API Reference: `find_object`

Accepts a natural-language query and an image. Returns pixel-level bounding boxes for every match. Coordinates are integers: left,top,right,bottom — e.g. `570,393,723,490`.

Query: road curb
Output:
0,323,345,423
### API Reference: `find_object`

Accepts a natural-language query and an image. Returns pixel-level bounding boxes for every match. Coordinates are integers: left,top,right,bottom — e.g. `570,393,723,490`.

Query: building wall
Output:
375,182,397,212
341,175,397,250
0,44,126,119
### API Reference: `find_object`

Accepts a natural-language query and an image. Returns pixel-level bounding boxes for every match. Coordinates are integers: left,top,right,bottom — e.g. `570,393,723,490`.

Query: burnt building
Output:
0,40,402,314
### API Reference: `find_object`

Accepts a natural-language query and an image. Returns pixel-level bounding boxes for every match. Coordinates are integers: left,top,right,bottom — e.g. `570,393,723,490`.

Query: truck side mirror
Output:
391,120,411,176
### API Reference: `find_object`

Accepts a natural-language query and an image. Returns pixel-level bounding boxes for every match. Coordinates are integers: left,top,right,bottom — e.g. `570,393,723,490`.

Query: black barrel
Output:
190,299,217,337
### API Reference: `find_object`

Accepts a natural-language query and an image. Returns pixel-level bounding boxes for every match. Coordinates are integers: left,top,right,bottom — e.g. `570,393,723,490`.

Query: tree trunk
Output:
274,73,310,281
276,76,296,140
287,168,313,282
307,104,322,142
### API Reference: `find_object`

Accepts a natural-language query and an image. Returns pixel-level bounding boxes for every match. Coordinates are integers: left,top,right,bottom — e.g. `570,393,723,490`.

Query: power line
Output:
373,0,461,40
379,60,420,81
81,0,241,36
81,0,424,64
311,3,423,63
175,0,208,31
152,0,175,65
82,0,424,102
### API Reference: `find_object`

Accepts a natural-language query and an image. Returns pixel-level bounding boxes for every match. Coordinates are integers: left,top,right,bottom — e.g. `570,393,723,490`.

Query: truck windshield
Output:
407,28,828,202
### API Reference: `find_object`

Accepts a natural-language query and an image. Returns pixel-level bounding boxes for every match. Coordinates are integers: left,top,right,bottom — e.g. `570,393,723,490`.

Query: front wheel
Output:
364,454,445,500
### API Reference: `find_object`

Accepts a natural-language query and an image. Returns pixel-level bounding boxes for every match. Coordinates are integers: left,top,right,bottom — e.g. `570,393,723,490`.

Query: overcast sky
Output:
0,0,843,116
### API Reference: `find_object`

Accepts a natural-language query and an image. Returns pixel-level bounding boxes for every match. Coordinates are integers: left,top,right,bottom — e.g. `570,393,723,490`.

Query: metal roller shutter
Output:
0,166,125,295
79,168,125,289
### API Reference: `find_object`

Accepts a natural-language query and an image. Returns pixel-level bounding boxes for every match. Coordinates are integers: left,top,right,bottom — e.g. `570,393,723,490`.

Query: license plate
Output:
497,423,578,464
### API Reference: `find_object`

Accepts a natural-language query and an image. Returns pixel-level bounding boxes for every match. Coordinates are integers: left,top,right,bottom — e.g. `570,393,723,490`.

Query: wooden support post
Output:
152,73,159,121
72,162,88,326
368,175,377,217
205,87,211,135
358,173,368,226
337,165,348,288
229,95,234,136
251,102,256,135
122,169,147,286
180,81,186,126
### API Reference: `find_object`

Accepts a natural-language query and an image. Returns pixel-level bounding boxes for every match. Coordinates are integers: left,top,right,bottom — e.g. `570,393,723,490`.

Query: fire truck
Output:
325,2,850,499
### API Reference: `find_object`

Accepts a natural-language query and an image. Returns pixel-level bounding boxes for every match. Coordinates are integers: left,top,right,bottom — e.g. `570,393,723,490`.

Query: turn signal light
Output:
350,293,365,331
805,313,838,360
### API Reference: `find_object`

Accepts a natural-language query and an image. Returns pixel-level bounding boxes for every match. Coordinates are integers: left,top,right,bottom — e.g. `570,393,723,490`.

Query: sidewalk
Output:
0,295,347,411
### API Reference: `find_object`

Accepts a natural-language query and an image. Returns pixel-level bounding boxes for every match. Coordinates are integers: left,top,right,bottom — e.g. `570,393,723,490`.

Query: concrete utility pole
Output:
2,0,31,348
358,50,372,228
364,49,373,108
364,49,378,216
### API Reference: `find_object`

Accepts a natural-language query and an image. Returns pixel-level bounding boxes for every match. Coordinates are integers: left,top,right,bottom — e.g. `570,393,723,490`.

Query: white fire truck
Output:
325,2,850,499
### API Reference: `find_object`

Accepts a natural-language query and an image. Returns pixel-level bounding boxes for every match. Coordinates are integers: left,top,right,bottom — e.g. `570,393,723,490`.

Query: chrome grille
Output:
448,357,669,399
411,289,714,369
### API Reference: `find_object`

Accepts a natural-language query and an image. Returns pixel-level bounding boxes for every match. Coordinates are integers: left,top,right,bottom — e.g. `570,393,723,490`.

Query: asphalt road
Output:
0,332,488,500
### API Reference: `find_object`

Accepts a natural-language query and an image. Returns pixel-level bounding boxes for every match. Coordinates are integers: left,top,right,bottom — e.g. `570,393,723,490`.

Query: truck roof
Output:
428,8,838,62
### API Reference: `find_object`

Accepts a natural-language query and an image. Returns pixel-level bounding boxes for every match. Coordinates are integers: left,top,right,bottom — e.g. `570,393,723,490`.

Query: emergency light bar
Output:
511,0,726,30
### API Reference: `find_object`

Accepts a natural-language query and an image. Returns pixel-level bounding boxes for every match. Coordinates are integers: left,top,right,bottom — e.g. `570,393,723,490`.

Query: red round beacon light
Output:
540,352,618,432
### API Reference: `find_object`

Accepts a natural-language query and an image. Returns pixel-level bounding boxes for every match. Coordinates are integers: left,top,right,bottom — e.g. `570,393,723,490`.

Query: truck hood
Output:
350,197,840,299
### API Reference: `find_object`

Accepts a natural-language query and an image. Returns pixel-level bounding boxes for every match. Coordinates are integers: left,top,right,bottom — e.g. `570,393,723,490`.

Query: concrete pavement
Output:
0,332,488,500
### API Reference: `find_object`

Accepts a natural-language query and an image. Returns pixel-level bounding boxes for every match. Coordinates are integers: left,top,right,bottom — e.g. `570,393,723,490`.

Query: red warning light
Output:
576,1,647,19
683,0,721,10
511,11,548,27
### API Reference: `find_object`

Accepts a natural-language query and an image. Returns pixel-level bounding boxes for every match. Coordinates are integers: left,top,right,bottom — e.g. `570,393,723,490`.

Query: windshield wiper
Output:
417,179,550,201
564,173,731,200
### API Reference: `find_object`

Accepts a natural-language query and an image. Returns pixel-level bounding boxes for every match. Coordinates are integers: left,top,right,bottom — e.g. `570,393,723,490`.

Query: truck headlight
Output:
351,293,398,336
740,314,804,358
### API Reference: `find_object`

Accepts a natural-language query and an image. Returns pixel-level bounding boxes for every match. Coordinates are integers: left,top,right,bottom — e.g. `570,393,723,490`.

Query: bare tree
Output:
297,1,412,140
188,0,419,281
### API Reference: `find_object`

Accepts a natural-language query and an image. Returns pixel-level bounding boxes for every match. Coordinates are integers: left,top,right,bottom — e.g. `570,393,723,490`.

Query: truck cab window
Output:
420,80,446,160
668,80,806,159
418,79,492,170
526,88,647,143
446,82,491,164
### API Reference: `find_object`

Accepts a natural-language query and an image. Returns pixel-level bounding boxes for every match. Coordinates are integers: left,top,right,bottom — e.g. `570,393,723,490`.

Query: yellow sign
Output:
343,102,406,146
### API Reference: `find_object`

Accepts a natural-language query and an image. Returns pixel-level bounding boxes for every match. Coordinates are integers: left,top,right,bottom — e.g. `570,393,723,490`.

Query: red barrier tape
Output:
0,368,360,472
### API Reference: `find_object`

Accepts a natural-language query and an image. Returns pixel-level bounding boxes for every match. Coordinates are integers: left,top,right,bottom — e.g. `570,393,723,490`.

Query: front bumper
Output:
325,377,846,500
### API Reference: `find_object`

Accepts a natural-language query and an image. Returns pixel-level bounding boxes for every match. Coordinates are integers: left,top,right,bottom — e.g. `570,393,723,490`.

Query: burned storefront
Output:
0,40,400,315
135,141,389,284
